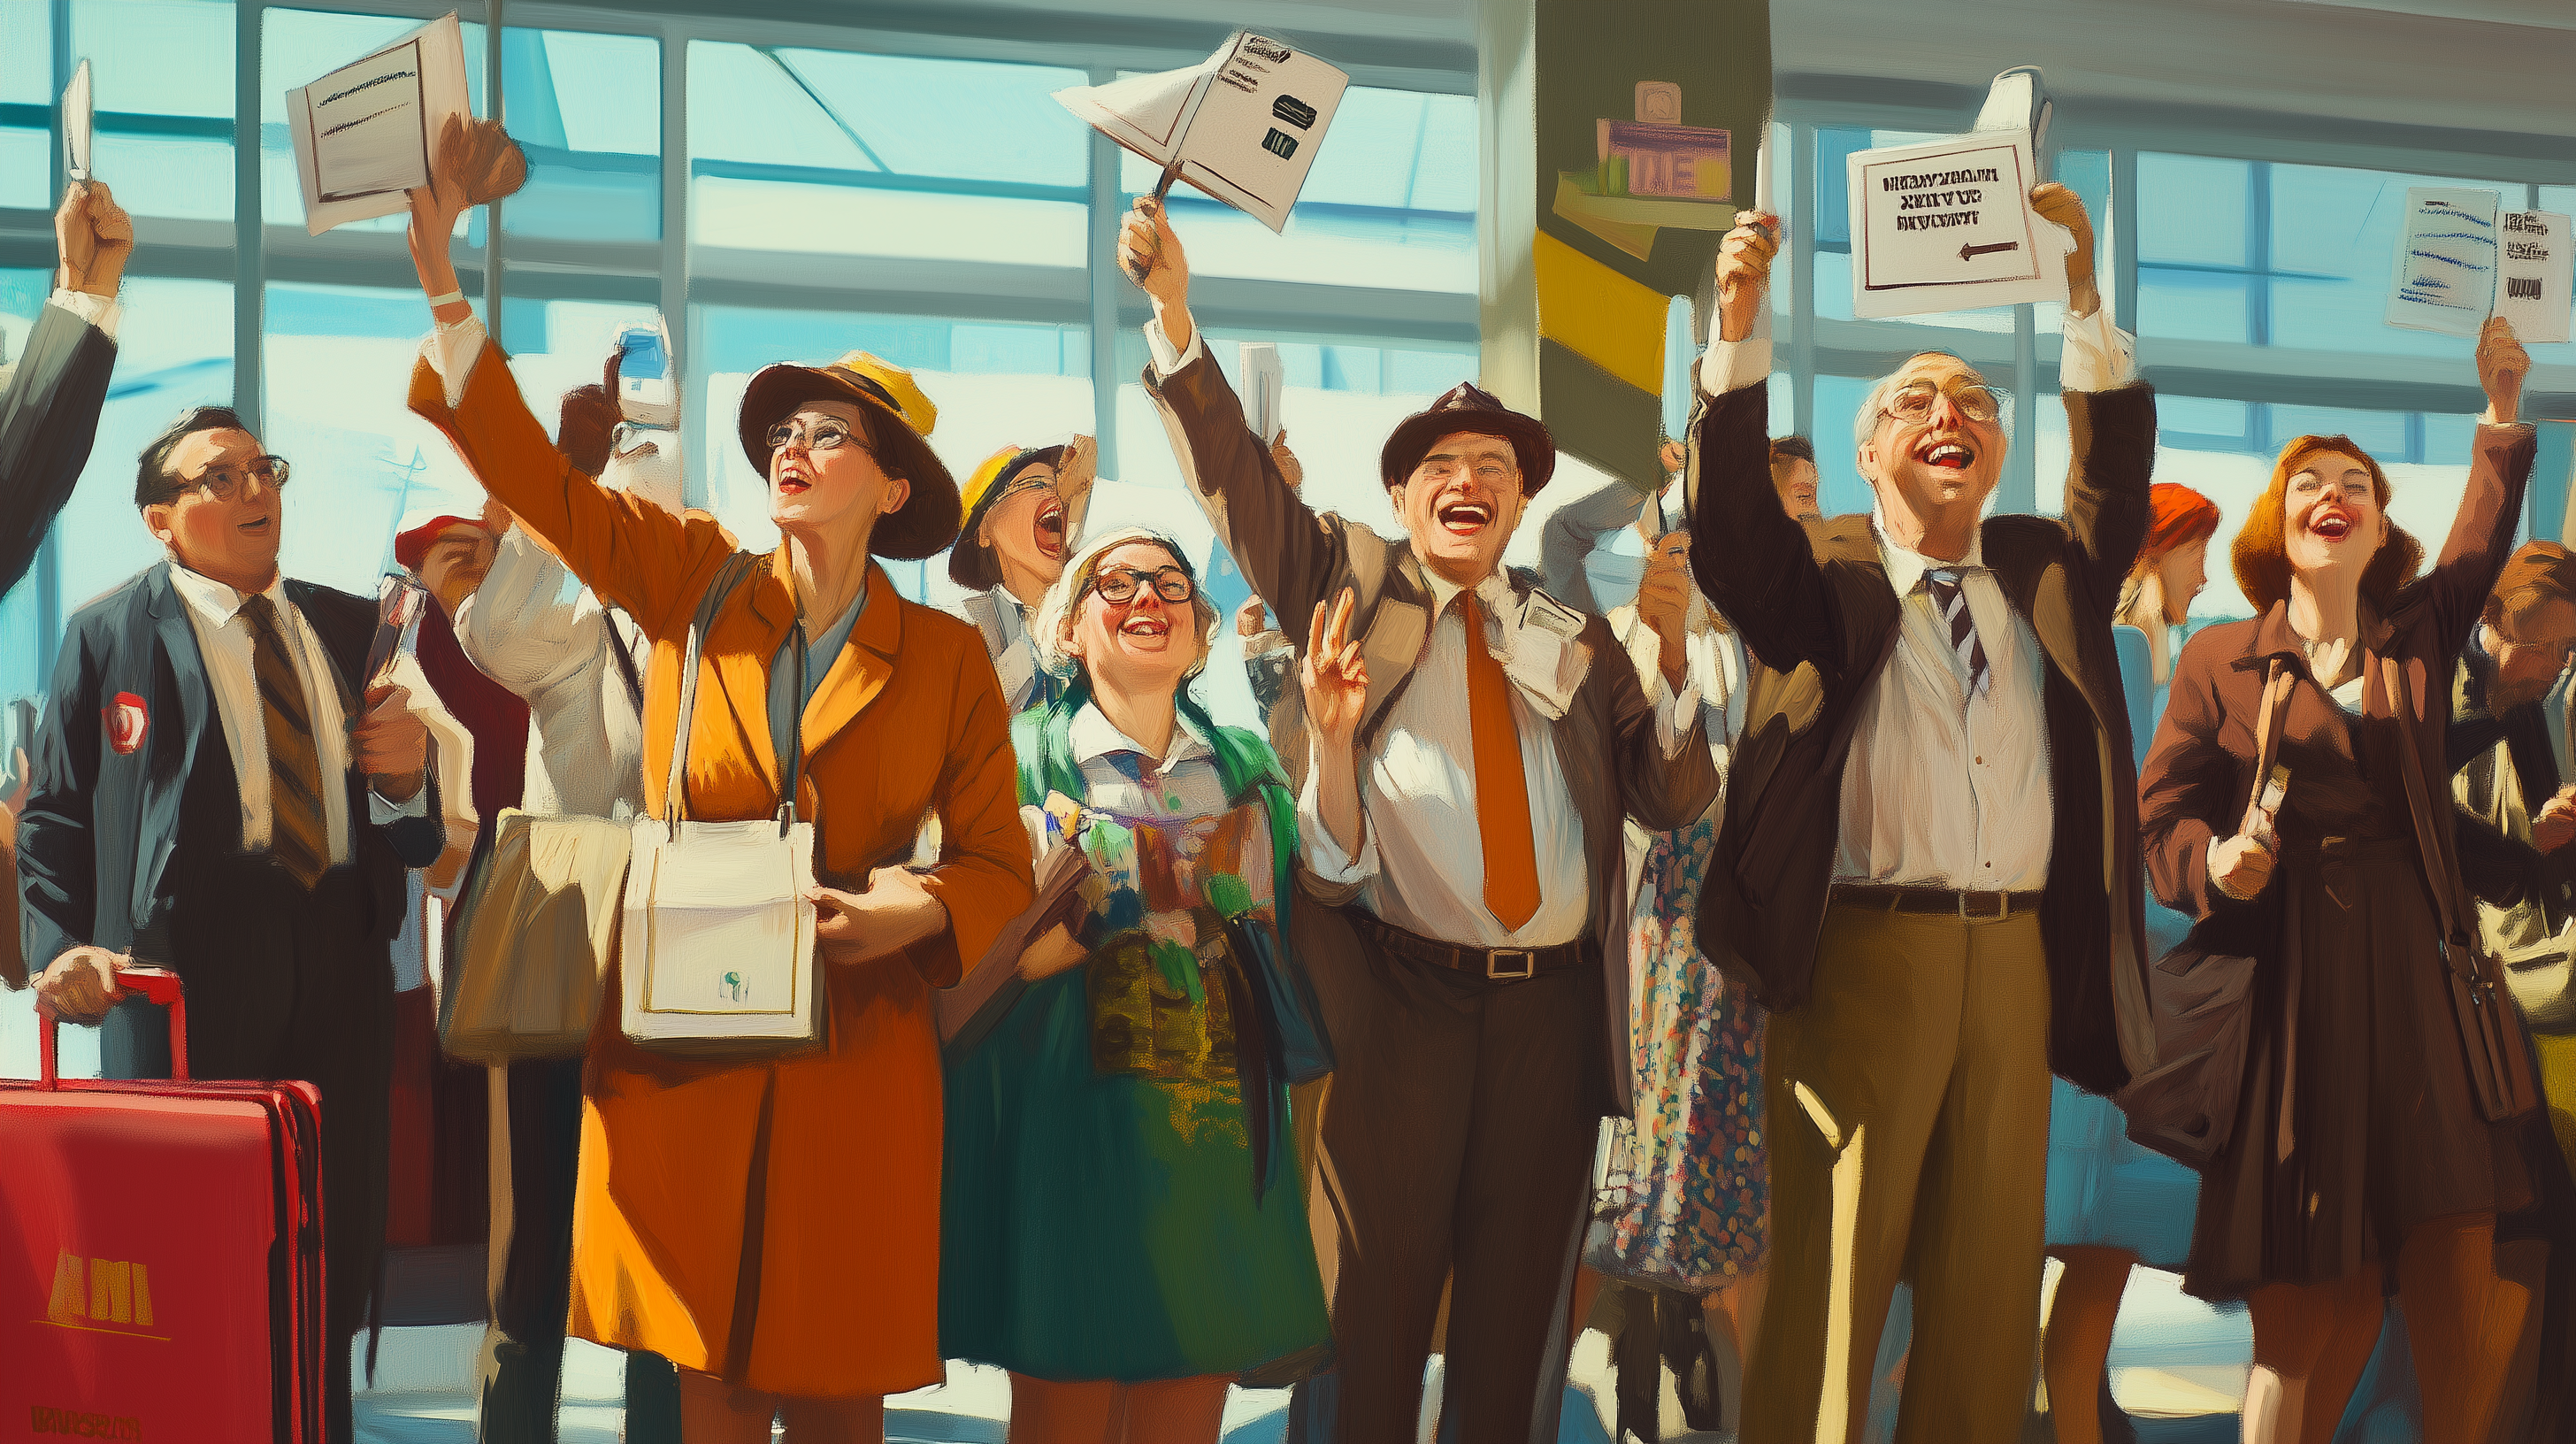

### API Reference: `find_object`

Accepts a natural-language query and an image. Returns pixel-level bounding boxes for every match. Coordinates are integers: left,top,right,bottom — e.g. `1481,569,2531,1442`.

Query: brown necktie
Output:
1464,594,1540,932
240,595,330,888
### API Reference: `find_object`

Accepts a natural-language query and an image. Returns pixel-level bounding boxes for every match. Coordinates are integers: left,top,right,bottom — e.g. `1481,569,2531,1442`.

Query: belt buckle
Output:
1486,949,1536,980
1959,890,2008,922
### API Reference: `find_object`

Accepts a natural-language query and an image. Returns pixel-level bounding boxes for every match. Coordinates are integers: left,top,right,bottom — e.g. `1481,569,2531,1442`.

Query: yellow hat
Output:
959,443,1026,522
737,350,960,559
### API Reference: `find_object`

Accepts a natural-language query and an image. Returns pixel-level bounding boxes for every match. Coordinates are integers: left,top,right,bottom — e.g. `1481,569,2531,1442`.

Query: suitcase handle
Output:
34,964,188,1087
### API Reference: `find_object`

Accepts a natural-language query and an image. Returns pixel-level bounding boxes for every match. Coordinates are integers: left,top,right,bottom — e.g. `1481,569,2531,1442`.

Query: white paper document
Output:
286,12,472,237
1054,33,1348,233
2496,211,2573,345
61,59,92,183
1239,342,1284,445
1846,130,2068,319
2386,187,2501,337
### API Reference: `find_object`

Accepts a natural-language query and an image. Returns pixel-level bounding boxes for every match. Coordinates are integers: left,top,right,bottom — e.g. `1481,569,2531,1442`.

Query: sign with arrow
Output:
1846,99,2070,319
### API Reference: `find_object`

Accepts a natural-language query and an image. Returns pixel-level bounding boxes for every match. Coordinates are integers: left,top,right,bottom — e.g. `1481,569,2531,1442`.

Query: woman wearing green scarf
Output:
941,526,1333,1443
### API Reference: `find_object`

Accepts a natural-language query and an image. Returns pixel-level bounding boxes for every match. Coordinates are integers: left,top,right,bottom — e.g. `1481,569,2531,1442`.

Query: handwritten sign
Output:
285,12,472,237
1847,132,2066,319
2385,187,2501,338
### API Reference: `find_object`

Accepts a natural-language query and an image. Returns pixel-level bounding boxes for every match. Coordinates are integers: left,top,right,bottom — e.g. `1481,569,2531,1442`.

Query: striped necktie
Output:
240,594,331,888
1922,567,1991,698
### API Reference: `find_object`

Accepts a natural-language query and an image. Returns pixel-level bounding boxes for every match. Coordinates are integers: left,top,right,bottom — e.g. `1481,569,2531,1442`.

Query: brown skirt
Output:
2185,834,2533,1300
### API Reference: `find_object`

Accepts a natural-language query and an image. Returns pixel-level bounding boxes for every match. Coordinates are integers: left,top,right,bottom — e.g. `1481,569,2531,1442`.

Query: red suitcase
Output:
2,966,327,1444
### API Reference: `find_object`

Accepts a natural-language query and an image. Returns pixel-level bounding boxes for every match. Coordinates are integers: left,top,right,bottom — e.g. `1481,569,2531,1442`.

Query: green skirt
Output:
939,966,1331,1381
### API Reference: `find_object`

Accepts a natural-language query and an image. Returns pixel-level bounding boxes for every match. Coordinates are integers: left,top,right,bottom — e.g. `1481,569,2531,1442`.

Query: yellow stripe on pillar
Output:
1533,229,1671,397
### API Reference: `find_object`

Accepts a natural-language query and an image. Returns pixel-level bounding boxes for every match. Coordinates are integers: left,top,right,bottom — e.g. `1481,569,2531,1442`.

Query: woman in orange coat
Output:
402,123,1034,1441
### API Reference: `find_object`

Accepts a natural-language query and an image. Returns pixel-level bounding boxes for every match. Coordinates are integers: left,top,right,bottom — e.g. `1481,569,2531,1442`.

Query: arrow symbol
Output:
1960,241,2020,260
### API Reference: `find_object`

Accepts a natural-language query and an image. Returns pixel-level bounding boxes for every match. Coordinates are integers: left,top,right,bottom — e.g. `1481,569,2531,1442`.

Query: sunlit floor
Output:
349,1267,2259,1444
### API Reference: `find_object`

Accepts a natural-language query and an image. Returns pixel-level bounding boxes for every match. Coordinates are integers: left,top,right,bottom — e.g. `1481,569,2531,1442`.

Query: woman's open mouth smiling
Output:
2311,510,2353,542
1035,498,1068,560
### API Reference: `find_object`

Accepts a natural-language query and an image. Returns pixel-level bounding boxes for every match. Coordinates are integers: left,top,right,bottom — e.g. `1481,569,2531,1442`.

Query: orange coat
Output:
410,351,1033,1396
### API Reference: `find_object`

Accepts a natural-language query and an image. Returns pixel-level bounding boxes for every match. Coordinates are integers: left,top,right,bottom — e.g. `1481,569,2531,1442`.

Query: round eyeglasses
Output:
177,456,290,502
1089,566,1196,606
1882,380,2008,426
765,419,867,455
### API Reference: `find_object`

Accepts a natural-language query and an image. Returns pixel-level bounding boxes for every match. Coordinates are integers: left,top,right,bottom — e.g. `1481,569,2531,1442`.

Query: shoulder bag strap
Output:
2381,653,2480,965
604,608,646,713
665,552,756,829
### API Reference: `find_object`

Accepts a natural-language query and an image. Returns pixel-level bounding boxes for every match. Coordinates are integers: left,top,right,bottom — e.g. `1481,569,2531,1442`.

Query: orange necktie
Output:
1464,594,1540,932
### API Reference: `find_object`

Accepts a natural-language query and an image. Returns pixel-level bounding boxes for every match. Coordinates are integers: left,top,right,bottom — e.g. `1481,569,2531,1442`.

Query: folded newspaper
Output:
1054,33,1348,233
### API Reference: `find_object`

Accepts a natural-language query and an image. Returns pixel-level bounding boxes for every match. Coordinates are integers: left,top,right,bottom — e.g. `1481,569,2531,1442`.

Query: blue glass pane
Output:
528,31,659,155
1,5,45,106
2270,275,2470,360
0,128,47,210
1150,195,1474,292
2421,412,2475,468
2056,150,2112,238
1767,371,1796,447
1813,374,1879,518
2159,396,2253,441
2137,154,2251,269
506,158,657,242
55,278,235,609
1386,348,1476,396
2139,267,2252,343
693,177,1085,265
2271,404,2408,457
767,48,1086,188
502,31,660,242
1408,94,1478,214
1302,88,1466,211
688,42,870,170
73,0,231,118
88,134,232,221
1813,127,1868,248
2265,163,2518,357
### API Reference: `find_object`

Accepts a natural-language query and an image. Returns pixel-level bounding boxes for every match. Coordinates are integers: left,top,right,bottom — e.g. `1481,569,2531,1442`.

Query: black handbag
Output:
2120,657,2293,1171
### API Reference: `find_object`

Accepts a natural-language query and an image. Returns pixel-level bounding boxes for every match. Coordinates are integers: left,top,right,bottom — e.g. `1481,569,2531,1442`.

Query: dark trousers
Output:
478,1057,678,1443
1322,924,1604,1443
104,864,393,1444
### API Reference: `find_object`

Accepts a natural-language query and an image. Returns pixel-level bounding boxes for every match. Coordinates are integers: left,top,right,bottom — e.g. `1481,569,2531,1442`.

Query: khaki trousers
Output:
1744,902,2052,1444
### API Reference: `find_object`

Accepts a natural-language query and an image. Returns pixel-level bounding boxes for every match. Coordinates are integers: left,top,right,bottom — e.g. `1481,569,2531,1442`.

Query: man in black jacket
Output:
0,180,130,594
1685,186,2156,1442
19,407,442,1444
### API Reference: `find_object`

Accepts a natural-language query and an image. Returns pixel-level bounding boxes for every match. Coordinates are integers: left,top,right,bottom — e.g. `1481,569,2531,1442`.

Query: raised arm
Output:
455,511,610,699
1537,470,1653,618
1123,201,1349,637
2031,184,2154,610
1685,210,1839,672
2420,319,2537,662
402,117,726,641
0,183,130,595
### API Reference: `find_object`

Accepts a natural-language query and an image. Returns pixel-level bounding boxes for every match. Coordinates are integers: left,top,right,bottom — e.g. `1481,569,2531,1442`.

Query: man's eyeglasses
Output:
1088,566,1197,606
175,456,290,502
1882,380,2009,426
765,419,869,455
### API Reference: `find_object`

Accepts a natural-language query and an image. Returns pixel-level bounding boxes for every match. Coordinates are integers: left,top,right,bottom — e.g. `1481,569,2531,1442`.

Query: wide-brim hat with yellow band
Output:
737,350,960,560
948,442,1068,590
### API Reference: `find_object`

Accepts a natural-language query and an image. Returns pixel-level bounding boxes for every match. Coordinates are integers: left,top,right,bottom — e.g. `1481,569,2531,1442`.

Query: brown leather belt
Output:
1831,884,2044,920
1349,909,1595,981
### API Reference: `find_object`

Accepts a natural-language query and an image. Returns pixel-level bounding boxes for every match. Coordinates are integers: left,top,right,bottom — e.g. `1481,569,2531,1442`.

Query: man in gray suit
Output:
1122,196,1721,1444
1,180,131,595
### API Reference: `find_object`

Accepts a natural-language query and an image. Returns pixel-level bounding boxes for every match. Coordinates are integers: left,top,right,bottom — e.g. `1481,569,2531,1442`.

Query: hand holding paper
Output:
2028,181,2098,318
1714,210,1781,343
54,180,133,300
407,115,527,321
1120,198,1196,354
2476,315,2529,426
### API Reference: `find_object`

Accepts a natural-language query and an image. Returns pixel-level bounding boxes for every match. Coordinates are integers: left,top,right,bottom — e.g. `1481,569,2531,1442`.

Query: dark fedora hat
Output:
1379,382,1557,495
737,350,960,560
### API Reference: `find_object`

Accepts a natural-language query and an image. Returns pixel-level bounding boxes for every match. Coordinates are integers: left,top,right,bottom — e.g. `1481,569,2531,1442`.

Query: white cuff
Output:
369,784,433,824
1145,317,1207,380
421,314,491,411
2058,304,2136,393
48,288,120,342
1296,739,1377,886
1696,313,1774,397
1649,667,1706,761
2205,835,2249,902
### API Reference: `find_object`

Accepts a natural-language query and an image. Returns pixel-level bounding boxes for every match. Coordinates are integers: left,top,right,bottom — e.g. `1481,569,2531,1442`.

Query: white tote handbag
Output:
620,553,822,1057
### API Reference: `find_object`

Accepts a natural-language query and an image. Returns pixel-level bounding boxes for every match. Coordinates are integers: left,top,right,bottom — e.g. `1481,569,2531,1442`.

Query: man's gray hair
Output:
1850,353,2004,457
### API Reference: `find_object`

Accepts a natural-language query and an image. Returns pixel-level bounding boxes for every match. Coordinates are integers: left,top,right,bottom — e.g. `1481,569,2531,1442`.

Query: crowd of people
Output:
4,111,2572,1444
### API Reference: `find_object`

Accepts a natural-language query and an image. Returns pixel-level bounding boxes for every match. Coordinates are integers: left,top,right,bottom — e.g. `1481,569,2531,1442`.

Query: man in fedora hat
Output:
1121,199,1721,1441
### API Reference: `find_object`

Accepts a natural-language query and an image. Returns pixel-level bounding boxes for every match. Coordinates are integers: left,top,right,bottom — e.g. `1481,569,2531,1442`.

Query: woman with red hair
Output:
2139,319,2540,1444
2119,482,2224,686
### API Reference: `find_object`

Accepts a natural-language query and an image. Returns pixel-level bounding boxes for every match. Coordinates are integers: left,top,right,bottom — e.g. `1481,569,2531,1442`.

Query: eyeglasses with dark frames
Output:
174,455,290,502
1088,565,1197,606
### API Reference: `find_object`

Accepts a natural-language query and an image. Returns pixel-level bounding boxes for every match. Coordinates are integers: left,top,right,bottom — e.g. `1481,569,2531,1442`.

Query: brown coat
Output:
1683,377,2159,1095
2139,422,2538,1293
410,350,1035,1395
1141,349,1721,1115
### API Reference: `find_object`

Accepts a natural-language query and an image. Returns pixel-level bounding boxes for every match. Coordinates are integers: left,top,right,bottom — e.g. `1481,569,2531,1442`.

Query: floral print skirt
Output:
1587,816,1767,1292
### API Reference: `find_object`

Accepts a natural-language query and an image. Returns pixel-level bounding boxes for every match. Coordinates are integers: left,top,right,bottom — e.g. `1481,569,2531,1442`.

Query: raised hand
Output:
1302,588,1368,750
1118,197,1196,355
406,115,527,320
2028,181,2099,318
1059,433,1099,519
2477,316,2529,427
1271,429,1305,490
1714,211,1780,343
1637,530,1693,689
55,180,133,299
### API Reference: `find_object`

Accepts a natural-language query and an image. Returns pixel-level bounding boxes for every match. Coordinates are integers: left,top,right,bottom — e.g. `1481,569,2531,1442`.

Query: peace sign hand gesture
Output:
1302,588,1368,749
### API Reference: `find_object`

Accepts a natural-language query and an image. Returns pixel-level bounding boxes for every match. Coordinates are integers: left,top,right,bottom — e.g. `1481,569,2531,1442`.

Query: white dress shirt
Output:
456,524,651,820
1698,303,2140,891
167,565,427,863
1070,703,1232,821
962,585,1046,714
